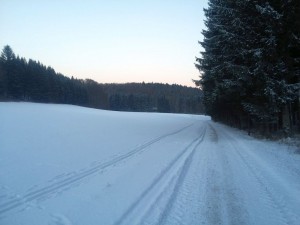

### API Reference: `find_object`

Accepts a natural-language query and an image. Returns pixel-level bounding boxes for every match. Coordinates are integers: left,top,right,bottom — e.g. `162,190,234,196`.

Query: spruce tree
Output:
196,0,300,132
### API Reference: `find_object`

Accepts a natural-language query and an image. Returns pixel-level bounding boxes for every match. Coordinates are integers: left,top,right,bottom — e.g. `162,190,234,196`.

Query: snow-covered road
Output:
1,103,299,225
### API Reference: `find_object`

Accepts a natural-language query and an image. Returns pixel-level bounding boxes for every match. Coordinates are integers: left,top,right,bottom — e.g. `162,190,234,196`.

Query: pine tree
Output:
0,45,15,62
279,0,300,129
0,45,18,99
196,0,300,132
196,0,244,123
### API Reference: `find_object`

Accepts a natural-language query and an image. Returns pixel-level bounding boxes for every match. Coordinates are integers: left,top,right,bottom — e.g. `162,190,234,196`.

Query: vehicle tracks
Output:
223,129,299,225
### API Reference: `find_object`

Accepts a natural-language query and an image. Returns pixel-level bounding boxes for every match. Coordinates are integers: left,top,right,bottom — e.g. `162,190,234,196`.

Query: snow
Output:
1,102,300,225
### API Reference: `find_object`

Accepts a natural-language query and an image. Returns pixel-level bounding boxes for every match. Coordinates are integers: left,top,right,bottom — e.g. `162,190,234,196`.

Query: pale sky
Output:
0,0,207,87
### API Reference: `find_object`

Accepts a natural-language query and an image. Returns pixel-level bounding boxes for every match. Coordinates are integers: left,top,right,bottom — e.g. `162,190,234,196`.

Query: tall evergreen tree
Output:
0,45,15,62
196,0,300,132
0,45,18,99
196,0,244,123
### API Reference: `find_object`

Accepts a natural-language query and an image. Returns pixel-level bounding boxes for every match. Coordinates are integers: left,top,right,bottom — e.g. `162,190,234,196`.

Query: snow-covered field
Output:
1,102,300,225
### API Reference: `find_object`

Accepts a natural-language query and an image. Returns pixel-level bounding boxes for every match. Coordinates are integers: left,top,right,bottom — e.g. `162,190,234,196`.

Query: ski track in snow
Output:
113,124,207,225
0,123,194,216
1,103,300,225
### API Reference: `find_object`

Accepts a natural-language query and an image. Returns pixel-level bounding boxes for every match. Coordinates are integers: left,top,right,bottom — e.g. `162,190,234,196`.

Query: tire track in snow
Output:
221,127,299,225
208,125,248,225
0,123,194,216
232,146,295,225
113,124,207,225
163,124,237,225
157,130,205,225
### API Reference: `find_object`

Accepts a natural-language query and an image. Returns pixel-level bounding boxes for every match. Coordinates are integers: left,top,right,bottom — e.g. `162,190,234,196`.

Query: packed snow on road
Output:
1,103,299,225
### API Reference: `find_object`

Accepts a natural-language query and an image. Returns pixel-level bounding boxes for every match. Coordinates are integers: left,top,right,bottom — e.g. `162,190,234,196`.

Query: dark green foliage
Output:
0,45,15,62
0,45,204,114
85,79,108,109
104,83,204,114
0,46,88,105
196,0,300,133
157,96,170,113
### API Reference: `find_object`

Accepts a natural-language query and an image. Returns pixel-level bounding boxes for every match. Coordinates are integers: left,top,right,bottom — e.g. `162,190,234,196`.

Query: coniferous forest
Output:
0,45,204,114
196,0,300,135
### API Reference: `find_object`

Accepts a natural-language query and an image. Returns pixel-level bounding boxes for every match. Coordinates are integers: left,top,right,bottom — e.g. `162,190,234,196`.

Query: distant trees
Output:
196,0,300,134
104,83,204,113
0,46,88,104
1,45,16,99
1,45,15,61
0,45,204,114
85,79,108,109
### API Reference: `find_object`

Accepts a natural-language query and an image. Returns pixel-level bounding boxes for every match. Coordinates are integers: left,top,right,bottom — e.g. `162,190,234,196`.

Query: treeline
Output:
102,83,203,113
0,45,204,114
196,0,300,134
0,46,88,105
